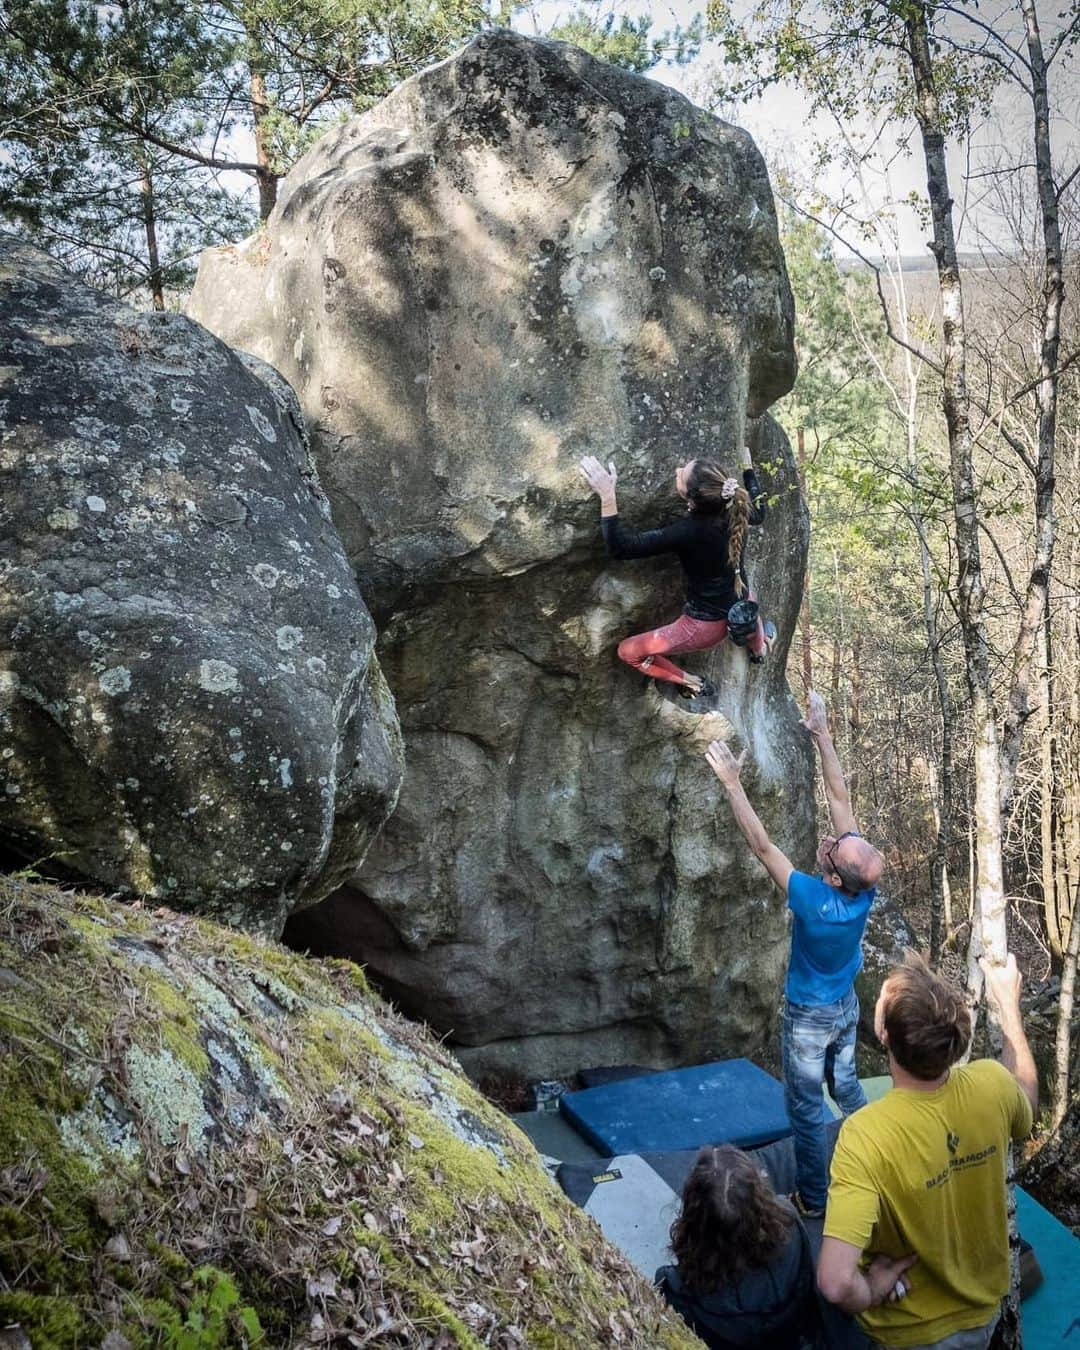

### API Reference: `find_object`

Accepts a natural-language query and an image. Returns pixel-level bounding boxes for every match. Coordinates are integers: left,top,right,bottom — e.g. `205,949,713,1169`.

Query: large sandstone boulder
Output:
0,236,402,934
0,878,698,1347
190,32,813,1079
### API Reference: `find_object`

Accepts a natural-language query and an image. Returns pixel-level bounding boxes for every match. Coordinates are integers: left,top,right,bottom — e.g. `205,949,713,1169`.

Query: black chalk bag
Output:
726,598,760,647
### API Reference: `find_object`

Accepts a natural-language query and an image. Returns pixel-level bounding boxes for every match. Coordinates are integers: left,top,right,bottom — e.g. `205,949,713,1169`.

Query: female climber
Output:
579,445,773,703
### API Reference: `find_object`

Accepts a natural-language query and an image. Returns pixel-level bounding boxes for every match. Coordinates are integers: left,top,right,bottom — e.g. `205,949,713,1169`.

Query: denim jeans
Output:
872,1316,997,1350
782,987,867,1209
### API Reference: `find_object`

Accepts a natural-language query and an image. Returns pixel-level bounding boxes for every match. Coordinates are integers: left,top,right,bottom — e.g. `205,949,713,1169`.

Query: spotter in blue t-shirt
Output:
785,870,875,1006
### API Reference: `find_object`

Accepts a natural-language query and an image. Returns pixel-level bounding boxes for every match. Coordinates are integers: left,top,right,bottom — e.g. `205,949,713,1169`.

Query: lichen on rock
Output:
0,234,403,932
0,878,700,1348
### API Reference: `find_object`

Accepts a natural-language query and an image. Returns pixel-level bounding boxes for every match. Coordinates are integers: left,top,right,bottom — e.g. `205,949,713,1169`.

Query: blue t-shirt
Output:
786,870,874,1006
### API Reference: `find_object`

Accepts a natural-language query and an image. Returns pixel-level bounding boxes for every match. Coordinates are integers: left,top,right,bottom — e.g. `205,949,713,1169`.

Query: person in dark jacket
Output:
655,1144,818,1350
579,446,772,703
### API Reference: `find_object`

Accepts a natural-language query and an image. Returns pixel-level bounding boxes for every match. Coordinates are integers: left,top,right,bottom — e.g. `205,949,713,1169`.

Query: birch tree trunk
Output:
919,509,954,962
902,3,1008,987
849,634,863,809
1051,430,1080,1127
1053,894,1080,1130
1064,446,1080,972
1040,614,1063,964
908,369,954,961
999,0,1061,814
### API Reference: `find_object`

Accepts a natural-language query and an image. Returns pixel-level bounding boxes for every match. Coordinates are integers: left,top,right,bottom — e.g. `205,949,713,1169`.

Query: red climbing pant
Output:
617,610,767,686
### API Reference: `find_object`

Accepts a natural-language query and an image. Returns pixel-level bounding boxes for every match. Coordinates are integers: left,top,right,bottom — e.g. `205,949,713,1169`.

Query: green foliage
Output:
0,1293,84,1348
159,1268,264,1349
772,206,963,898
213,0,489,171
705,0,1000,144
0,0,255,298
775,207,892,493
545,5,702,73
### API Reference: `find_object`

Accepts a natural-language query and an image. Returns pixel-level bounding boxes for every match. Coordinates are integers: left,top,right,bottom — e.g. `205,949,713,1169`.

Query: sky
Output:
514,0,1080,260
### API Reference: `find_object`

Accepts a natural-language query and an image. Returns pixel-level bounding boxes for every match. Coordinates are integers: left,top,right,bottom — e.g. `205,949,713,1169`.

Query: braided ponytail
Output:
684,459,753,595
727,488,751,597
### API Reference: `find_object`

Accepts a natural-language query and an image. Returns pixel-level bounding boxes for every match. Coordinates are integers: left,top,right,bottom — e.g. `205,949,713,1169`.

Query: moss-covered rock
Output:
0,878,700,1348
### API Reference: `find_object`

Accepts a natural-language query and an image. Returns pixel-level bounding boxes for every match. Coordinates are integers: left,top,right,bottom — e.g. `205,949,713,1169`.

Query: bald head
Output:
818,834,884,895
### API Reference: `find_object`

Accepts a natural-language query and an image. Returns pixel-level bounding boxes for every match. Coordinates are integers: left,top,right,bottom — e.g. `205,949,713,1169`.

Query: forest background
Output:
2,0,1077,1233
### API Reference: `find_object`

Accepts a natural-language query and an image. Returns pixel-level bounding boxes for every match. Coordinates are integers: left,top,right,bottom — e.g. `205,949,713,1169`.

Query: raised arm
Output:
579,454,688,560
980,953,1038,1120
801,690,857,836
740,442,766,525
705,741,793,894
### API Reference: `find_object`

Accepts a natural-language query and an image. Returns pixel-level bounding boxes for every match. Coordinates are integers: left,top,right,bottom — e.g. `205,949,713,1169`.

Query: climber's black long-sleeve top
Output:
600,468,766,620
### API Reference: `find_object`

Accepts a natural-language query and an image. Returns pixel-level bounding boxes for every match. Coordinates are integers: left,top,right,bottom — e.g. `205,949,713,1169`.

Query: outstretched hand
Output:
800,690,830,738
979,952,1022,1017
579,455,617,500
705,740,747,789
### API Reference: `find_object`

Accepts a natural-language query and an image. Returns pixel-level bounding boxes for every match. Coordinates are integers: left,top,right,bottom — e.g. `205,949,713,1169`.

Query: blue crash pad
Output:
559,1057,791,1155
1016,1187,1080,1348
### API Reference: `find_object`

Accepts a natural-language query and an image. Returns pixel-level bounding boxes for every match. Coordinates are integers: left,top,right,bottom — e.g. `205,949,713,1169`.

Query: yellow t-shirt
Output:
824,1060,1032,1348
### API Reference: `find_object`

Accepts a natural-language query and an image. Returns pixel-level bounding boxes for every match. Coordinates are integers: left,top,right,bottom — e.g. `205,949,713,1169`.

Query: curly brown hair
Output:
669,1145,793,1293
684,459,752,596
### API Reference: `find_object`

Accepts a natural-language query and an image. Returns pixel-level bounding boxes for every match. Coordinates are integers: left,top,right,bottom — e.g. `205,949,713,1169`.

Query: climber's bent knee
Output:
617,635,651,669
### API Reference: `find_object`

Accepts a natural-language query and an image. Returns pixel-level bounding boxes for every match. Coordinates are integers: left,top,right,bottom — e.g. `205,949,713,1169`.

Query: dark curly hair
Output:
669,1145,793,1293
683,459,752,596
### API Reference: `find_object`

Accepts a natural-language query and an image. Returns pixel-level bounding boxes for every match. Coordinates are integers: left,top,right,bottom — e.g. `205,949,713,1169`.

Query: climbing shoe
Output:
749,621,777,666
790,1190,825,1220
677,677,718,706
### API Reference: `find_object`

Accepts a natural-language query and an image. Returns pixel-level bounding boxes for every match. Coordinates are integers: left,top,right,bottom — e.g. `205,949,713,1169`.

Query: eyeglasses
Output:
824,831,862,873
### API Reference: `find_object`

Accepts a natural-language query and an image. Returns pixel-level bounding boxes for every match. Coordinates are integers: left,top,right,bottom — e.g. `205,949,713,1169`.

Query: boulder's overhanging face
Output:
0,880,700,1347
191,31,810,1077
0,235,403,933
287,416,814,1081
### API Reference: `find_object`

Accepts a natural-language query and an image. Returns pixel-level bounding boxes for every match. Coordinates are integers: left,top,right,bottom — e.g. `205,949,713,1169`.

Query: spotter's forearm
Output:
723,780,773,857
813,728,856,834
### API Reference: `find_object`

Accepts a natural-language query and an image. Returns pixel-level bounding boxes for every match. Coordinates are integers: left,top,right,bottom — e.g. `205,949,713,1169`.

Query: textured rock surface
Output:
0,235,402,933
191,32,812,1078
0,879,698,1348
854,897,918,1056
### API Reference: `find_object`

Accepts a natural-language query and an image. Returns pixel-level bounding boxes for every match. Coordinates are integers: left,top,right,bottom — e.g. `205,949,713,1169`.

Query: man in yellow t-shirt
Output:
817,951,1036,1350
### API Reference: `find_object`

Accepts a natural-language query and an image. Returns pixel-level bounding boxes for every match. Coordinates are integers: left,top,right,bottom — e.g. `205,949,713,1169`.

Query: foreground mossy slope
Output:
0,879,699,1348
